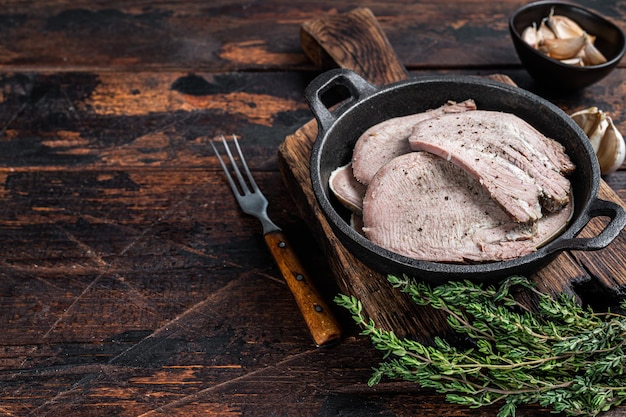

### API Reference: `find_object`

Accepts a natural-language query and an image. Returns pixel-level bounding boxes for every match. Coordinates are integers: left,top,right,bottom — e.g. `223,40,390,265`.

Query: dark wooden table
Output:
1,1,625,416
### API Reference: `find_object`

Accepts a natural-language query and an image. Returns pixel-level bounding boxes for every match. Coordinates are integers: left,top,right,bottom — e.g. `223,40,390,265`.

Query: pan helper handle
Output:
550,198,626,252
305,69,378,135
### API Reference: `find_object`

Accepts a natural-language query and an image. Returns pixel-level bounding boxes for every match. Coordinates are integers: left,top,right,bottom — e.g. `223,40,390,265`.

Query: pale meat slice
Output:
362,152,538,263
352,99,476,185
534,198,573,247
329,162,366,214
408,110,575,223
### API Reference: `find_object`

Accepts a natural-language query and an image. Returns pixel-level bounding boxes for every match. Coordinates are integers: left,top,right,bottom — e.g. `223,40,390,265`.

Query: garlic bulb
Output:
570,107,625,174
599,117,626,175
521,10,607,66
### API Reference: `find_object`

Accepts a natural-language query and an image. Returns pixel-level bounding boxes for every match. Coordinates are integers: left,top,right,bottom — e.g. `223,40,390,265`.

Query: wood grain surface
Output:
1,1,625,416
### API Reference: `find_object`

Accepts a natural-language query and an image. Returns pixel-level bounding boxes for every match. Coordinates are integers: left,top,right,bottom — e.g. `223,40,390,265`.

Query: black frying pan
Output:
306,68,626,283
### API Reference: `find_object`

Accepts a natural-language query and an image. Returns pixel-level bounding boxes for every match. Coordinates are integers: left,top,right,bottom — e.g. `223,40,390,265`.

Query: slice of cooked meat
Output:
329,162,366,214
352,99,476,185
533,197,573,247
362,152,538,263
408,110,575,223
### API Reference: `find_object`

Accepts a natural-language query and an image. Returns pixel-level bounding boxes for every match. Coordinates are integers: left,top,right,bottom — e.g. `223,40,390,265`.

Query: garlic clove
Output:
540,35,586,60
522,24,540,48
581,37,608,65
587,114,610,153
521,20,555,48
560,57,584,66
596,116,625,175
547,14,586,39
538,20,556,42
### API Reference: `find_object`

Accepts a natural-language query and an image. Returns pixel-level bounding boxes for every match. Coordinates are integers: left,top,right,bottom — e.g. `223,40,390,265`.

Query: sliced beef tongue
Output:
362,152,538,263
408,110,575,223
352,99,476,185
329,162,366,214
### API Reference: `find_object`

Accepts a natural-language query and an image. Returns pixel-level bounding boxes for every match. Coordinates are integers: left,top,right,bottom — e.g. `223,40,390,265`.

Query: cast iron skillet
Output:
306,68,626,283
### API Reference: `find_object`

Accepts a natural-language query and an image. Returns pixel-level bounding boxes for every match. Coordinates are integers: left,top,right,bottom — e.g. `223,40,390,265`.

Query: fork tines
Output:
211,134,259,197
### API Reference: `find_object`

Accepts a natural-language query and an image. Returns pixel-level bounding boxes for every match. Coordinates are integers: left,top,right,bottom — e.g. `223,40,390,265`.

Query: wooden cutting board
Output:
278,8,626,339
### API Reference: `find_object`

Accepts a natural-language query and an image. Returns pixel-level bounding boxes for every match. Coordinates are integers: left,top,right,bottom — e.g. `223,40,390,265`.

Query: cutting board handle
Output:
301,7,409,86
305,69,378,135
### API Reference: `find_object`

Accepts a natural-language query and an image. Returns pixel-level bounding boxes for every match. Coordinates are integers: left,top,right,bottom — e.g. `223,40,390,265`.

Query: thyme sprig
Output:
335,275,626,417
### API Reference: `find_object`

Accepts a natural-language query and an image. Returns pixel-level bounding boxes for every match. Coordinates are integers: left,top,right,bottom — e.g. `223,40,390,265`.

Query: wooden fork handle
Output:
264,230,342,347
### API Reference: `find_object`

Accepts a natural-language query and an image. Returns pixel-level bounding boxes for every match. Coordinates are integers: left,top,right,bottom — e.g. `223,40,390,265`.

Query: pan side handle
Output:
550,198,626,252
304,68,378,136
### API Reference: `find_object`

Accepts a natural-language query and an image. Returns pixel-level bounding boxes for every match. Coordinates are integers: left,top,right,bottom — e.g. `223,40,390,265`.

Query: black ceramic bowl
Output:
306,69,626,283
509,1,625,91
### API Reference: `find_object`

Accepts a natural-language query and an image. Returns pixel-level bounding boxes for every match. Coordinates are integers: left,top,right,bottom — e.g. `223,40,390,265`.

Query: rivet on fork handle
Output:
264,230,342,347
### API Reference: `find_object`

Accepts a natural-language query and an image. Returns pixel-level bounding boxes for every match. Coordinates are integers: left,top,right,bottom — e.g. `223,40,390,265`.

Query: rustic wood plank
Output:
0,71,312,171
0,166,347,414
1,1,624,72
0,70,624,171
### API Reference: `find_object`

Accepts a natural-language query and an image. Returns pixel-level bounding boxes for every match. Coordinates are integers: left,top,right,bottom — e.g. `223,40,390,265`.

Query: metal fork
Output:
211,135,341,347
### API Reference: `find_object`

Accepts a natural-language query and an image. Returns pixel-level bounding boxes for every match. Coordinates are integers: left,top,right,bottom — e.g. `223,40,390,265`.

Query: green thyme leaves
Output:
335,275,626,417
